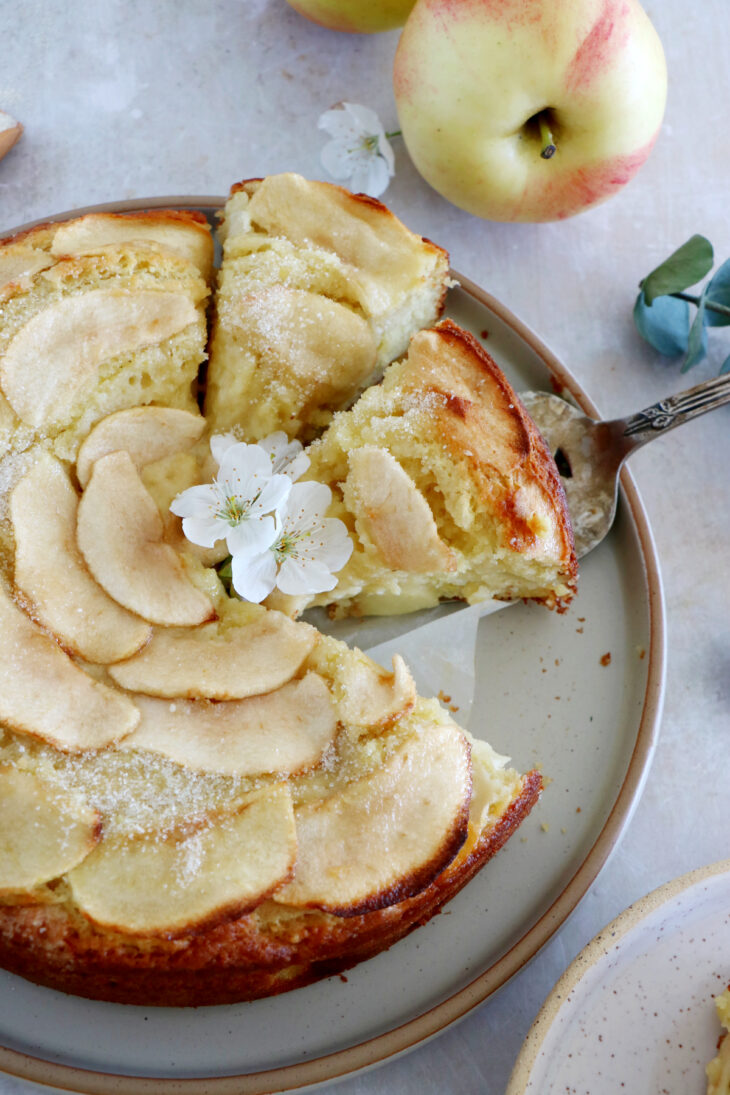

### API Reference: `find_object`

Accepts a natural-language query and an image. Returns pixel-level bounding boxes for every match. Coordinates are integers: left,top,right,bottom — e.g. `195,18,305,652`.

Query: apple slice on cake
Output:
76,450,215,628
120,673,337,776
11,450,152,663
0,767,100,898
67,785,297,936
274,719,472,915
108,603,318,699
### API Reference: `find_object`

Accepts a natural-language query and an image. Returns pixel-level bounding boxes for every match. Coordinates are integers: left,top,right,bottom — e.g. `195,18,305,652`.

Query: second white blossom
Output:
231,481,353,603
318,102,396,198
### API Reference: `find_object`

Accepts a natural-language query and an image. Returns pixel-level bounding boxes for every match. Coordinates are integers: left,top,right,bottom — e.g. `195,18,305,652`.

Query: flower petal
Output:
181,514,230,548
283,450,311,482
280,481,333,532
318,107,360,141
350,155,391,198
231,551,278,604
226,515,278,556
315,519,354,570
342,102,385,135
277,556,338,596
252,473,293,517
258,433,309,479
210,433,239,466
320,138,363,180
169,483,218,519
376,133,396,175
217,442,273,491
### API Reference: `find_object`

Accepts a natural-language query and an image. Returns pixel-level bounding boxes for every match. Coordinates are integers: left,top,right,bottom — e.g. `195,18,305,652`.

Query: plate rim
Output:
0,199,666,1095
505,856,730,1095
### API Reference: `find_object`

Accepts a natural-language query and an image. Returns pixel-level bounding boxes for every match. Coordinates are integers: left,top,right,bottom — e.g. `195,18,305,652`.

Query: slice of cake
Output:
0,403,541,1006
0,208,215,291
204,172,450,441
0,237,210,461
266,319,576,618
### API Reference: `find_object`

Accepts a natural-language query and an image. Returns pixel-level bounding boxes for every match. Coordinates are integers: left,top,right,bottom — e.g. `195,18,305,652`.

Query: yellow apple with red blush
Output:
393,0,667,222
285,0,416,33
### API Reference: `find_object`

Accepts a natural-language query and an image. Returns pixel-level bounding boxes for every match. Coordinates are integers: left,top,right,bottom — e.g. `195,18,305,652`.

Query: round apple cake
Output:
0,179,572,1006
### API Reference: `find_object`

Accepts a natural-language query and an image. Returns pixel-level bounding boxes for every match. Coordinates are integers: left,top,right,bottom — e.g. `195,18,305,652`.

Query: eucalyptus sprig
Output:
634,235,730,374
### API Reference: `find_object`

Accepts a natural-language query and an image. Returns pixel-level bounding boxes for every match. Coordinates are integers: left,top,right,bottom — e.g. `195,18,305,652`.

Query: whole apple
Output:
285,0,416,33
393,0,667,222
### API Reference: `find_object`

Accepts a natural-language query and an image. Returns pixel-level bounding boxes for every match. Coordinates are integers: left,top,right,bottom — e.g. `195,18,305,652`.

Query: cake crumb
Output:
437,689,459,713
600,652,612,667
540,822,549,833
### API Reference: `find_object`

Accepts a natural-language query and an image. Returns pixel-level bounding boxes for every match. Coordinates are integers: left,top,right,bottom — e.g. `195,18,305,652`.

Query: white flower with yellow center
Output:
170,441,292,556
231,482,353,603
318,102,396,198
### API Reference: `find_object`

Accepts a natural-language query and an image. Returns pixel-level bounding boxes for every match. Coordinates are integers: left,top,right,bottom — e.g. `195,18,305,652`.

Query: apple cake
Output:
204,172,450,441
0,196,554,1007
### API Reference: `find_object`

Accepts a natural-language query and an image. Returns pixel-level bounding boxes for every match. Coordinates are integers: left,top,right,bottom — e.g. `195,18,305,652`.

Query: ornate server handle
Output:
622,372,730,442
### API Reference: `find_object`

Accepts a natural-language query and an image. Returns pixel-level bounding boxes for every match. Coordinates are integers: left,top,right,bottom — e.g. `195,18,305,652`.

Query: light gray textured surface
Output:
0,1,728,1093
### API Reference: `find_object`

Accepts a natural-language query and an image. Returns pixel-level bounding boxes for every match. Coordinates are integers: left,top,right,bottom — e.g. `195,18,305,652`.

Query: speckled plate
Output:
0,198,666,1094
507,859,730,1095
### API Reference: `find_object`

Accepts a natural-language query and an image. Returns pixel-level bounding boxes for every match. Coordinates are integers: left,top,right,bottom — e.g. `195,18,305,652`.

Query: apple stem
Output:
539,117,556,160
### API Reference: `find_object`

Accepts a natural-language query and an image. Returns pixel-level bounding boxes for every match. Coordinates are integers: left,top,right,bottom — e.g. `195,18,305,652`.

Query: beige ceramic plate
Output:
0,199,665,1094
507,858,730,1095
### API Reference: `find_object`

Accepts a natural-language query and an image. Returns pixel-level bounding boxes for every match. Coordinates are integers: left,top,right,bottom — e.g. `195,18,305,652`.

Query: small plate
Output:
0,199,666,1094
507,859,730,1095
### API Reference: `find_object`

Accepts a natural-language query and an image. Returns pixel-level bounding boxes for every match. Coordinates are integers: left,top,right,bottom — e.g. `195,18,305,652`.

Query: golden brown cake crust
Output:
0,208,211,252
410,319,577,606
0,771,541,1006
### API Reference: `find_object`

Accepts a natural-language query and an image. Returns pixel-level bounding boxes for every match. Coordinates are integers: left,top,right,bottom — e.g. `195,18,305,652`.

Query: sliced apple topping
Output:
344,446,457,573
76,450,214,627
0,582,140,751
0,767,100,895
0,246,53,291
50,213,214,282
108,610,318,699
0,288,198,429
68,784,296,936
274,720,471,915
336,654,416,729
11,451,151,663
75,406,206,489
121,673,337,776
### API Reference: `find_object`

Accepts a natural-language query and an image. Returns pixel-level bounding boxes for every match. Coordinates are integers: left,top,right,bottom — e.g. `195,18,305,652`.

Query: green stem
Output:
539,117,556,159
385,129,402,140
671,291,730,319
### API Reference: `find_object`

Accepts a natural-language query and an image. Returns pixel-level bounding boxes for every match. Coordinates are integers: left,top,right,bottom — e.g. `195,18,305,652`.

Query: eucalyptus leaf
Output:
641,234,714,304
720,352,730,375
704,258,730,327
633,291,690,357
681,292,708,371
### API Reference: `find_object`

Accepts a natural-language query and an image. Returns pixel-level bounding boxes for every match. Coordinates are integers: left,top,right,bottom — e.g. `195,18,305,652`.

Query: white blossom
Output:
231,481,353,603
318,102,396,198
170,440,291,556
257,431,310,481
